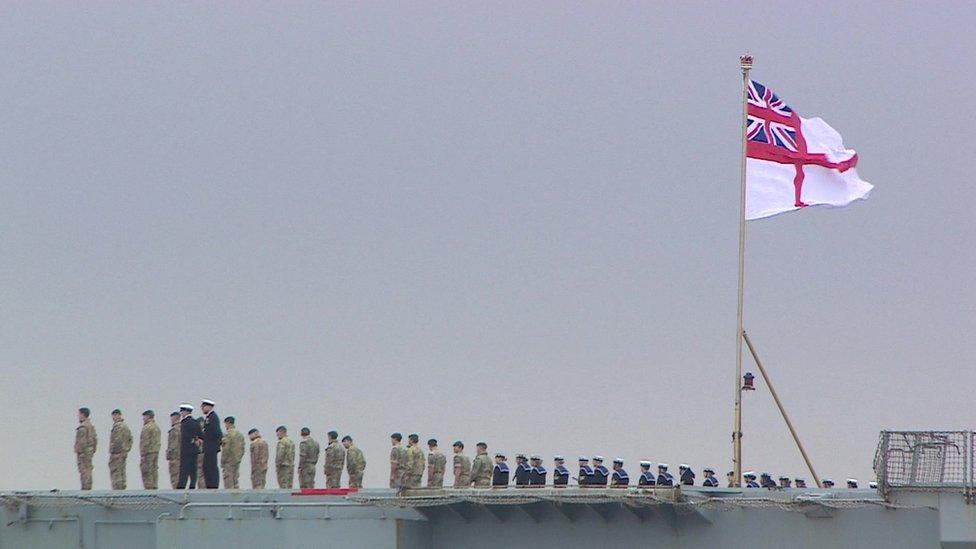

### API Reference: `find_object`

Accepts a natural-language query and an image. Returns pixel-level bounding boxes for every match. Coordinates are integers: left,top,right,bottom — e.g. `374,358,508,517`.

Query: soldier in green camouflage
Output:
139,410,161,489
427,438,446,488
342,435,366,488
389,433,409,489
452,441,471,487
249,428,269,489
275,426,295,489
108,409,133,490
406,434,425,489
469,442,492,487
221,417,246,489
298,427,320,489
166,412,181,489
75,407,97,490
323,430,345,488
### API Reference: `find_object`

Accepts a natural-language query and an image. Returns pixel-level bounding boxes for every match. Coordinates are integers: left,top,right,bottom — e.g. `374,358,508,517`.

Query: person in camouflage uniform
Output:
275,426,295,489
139,410,161,489
75,407,98,490
221,417,245,489
452,441,471,488
323,430,345,488
196,417,206,486
342,435,366,488
426,438,446,488
166,412,181,488
298,427,320,489
108,409,133,490
405,434,425,489
248,428,269,489
389,433,409,489
469,442,492,487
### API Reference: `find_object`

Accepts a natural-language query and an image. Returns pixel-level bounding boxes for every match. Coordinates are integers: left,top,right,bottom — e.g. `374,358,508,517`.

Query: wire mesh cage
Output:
874,431,974,495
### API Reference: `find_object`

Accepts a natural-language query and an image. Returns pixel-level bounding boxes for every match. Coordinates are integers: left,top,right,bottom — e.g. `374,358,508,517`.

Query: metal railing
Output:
873,430,975,500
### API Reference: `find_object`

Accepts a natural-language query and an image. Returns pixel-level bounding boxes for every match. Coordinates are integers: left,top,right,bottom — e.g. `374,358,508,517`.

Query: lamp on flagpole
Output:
733,53,753,488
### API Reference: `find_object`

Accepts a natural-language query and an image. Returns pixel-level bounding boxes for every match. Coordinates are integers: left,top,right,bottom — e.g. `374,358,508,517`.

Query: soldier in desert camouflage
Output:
221,416,245,489
166,412,181,488
75,407,98,490
196,417,206,486
469,442,492,487
406,434,425,489
298,427,320,489
452,441,471,488
389,433,409,489
276,426,295,489
109,409,133,490
427,438,446,488
249,428,269,489
342,435,366,488
323,430,345,488
139,410,161,489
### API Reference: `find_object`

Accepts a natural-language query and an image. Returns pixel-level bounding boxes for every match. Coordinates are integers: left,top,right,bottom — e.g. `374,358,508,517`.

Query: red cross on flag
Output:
745,81,873,220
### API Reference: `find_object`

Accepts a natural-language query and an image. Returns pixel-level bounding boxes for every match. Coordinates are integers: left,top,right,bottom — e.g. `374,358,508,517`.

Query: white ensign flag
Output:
744,80,873,220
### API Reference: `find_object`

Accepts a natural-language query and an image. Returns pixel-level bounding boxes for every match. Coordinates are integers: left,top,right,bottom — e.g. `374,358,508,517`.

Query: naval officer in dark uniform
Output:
552,456,570,487
702,468,719,487
656,463,674,486
492,453,510,487
177,404,203,488
610,458,629,487
200,399,223,489
591,456,609,486
638,461,656,486
528,455,546,486
577,456,593,487
513,454,531,486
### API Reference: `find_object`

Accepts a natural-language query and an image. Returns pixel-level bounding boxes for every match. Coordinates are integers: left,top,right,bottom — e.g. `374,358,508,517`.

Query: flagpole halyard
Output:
733,53,753,488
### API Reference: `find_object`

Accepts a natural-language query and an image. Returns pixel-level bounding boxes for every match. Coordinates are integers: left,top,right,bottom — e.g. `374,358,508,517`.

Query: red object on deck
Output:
293,488,359,496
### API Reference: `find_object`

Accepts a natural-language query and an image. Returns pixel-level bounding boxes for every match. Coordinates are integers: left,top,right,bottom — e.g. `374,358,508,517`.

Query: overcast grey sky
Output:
1,2,973,490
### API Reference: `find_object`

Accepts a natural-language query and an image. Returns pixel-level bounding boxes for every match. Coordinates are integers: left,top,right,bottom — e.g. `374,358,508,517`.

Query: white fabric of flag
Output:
745,81,873,220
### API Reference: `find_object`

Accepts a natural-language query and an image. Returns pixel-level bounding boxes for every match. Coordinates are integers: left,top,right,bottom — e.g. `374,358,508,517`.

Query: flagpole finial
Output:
740,53,753,71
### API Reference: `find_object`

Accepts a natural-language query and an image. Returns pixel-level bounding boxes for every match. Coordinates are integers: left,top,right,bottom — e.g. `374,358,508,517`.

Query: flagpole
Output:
733,53,753,488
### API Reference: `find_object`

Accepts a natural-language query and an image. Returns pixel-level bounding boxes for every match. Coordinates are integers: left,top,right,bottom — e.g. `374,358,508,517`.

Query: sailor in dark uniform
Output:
656,464,674,486
491,453,510,487
846,478,858,489
778,476,792,488
702,468,719,487
760,472,776,488
177,404,203,489
552,456,570,487
513,454,531,486
868,481,877,490
200,399,223,489
577,456,593,487
591,456,609,486
528,455,546,486
678,464,696,486
795,478,807,488
822,478,834,488
610,458,629,487
744,471,760,488
638,461,656,486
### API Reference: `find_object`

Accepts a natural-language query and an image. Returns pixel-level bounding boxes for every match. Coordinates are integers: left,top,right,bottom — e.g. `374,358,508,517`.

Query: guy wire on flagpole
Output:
733,53,752,488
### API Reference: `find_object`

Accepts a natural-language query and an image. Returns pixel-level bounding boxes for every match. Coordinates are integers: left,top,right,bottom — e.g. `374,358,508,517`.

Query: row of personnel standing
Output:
73,403,366,490
386,436,720,489
76,405,846,491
